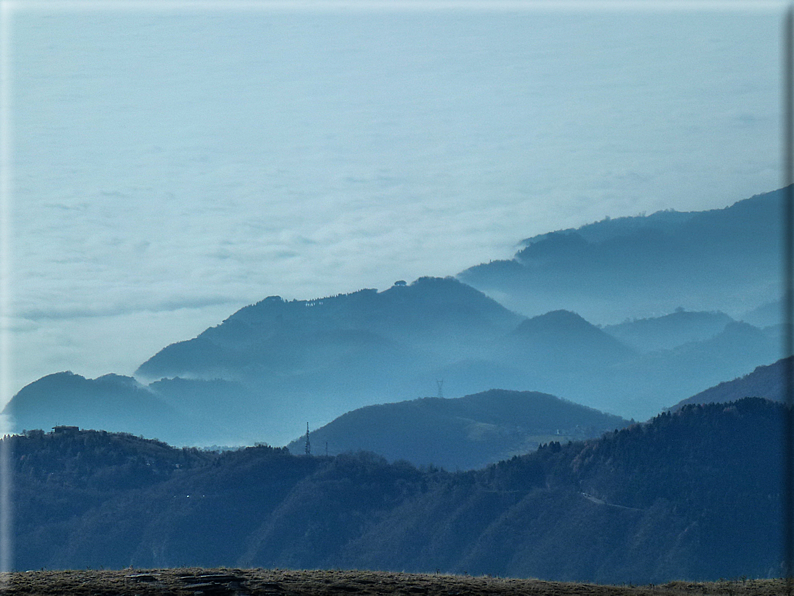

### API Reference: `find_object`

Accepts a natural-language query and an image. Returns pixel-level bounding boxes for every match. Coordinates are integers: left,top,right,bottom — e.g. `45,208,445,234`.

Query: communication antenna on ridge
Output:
436,379,444,399
305,422,311,455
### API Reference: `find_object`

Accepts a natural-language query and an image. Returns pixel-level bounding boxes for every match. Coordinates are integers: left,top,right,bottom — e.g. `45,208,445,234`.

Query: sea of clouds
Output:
4,5,784,403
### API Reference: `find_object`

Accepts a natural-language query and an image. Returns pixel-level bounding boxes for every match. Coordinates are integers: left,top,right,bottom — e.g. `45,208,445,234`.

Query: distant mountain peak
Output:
513,310,595,335
601,309,735,352
134,275,523,405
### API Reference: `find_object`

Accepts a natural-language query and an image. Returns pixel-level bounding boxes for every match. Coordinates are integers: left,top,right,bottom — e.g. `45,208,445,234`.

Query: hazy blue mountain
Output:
602,309,735,352
642,321,779,390
11,398,782,583
7,301,780,443
3,372,288,448
138,277,522,382
129,277,533,444
670,355,790,411
526,208,698,246
482,311,777,421
504,310,635,367
586,320,781,417
4,279,519,446
8,190,787,445
3,372,190,443
458,189,783,324
739,291,790,329
285,389,629,470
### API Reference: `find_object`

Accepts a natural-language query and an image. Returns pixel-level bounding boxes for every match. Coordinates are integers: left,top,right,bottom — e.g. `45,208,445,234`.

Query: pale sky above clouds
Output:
3,3,786,403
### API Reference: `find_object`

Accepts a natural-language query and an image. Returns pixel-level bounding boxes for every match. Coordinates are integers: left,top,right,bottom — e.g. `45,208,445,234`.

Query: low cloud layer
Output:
5,9,783,401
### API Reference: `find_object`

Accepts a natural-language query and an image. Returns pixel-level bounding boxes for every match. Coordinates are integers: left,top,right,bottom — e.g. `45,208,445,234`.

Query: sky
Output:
1,1,787,406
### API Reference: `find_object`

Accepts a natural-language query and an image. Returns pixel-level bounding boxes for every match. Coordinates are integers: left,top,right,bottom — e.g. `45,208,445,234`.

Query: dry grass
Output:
0,568,786,596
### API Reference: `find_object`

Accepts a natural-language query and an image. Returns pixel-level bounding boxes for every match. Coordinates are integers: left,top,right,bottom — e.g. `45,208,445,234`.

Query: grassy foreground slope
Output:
0,569,788,596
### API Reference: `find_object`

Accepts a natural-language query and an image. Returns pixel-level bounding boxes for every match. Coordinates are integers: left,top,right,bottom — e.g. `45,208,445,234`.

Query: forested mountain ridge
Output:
284,389,630,470
136,276,522,381
459,188,783,323
11,397,783,584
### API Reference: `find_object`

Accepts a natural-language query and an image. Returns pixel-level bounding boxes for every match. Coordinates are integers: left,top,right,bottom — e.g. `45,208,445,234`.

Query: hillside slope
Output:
285,389,629,470
137,277,522,382
670,355,790,410
10,398,783,584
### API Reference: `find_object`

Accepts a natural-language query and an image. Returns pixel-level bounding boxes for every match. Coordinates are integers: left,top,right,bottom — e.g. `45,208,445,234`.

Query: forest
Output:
9,397,784,584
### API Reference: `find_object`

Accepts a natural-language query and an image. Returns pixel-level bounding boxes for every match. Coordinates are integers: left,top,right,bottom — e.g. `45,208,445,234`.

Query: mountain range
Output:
458,188,784,324
5,294,780,446
3,189,787,447
11,397,784,584
283,353,793,471
602,309,736,352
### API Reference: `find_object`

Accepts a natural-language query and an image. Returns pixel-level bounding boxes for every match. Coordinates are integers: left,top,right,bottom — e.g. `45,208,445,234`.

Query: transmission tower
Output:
437,379,444,398
305,422,311,455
